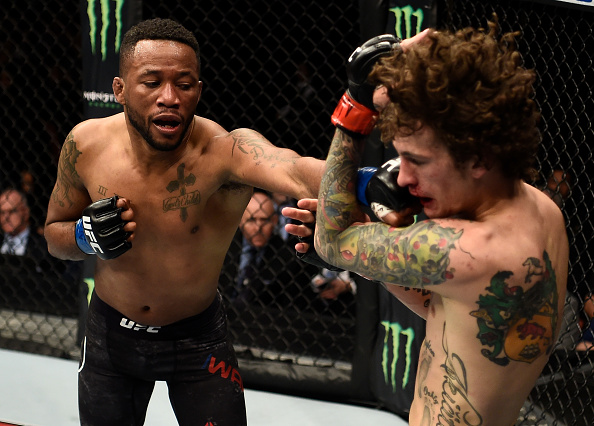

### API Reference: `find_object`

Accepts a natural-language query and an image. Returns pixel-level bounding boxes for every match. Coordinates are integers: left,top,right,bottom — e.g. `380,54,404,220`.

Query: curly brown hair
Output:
369,16,540,181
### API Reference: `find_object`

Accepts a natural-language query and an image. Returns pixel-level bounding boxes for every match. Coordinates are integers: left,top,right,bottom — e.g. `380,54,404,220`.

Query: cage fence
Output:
0,0,592,423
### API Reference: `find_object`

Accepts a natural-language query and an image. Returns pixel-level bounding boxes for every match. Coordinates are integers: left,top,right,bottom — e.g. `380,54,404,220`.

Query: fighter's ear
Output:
469,155,490,179
113,77,125,105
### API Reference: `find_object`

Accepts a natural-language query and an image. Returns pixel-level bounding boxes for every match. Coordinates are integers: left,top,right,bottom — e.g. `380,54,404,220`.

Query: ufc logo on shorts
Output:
120,318,161,333
82,215,104,254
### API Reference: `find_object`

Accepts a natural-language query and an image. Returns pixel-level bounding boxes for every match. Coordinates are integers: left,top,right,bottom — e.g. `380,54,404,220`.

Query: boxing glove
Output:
75,195,131,260
357,157,420,219
331,34,401,137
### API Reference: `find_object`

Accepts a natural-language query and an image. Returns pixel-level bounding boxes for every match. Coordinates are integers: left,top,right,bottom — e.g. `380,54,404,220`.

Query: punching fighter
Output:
44,18,405,426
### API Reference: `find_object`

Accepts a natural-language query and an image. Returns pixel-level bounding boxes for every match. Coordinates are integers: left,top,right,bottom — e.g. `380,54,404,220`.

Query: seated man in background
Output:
1,188,45,257
0,188,80,316
232,190,318,309
233,190,281,305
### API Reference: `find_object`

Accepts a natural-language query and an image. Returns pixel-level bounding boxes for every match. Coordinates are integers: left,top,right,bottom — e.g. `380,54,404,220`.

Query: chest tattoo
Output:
164,163,201,222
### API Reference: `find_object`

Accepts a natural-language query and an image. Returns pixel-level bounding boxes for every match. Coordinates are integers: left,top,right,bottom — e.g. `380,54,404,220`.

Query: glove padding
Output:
75,195,131,260
359,157,421,220
331,34,401,137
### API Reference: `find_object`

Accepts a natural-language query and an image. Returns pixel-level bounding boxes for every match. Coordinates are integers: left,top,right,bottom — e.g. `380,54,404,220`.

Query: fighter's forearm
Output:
291,156,325,199
44,221,88,261
314,129,366,260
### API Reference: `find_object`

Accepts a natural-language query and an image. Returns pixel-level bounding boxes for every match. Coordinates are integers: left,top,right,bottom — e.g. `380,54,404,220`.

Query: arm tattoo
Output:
51,133,82,208
471,250,558,366
317,131,464,288
321,218,463,288
230,129,297,167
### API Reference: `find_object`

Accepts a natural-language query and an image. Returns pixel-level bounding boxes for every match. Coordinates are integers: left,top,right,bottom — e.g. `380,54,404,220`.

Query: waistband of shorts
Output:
89,291,223,340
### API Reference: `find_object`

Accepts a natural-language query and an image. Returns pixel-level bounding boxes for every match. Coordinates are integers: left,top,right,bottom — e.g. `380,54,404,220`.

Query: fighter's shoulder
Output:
68,113,126,149
406,217,494,272
210,127,273,149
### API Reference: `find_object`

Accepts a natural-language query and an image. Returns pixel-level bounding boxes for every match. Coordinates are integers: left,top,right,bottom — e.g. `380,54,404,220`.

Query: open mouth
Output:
153,117,182,133
153,120,181,131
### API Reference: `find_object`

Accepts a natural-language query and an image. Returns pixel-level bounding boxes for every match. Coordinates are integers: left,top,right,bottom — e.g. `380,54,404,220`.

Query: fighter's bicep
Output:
47,133,91,222
225,128,301,189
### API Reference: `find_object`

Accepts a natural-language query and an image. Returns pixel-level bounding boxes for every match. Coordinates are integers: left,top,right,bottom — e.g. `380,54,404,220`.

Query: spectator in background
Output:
233,190,279,303
0,188,82,315
232,190,317,308
19,169,47,235
0,188,74,314
576,294,594,351
0,188,46,258
310,268,357,301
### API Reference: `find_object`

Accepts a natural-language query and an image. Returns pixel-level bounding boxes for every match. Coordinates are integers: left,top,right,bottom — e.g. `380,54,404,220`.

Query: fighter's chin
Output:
418,198,440,218
145,135,184,152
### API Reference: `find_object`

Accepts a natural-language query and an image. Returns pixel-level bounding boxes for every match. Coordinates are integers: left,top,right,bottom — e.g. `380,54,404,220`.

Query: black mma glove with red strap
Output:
75,195,131,260
297,158,419,270
331,34,401,137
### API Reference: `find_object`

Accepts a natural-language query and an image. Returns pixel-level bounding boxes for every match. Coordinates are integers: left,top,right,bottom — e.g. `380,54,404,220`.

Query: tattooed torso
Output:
404,241,566,425
46,113,310,325
316,125,568,426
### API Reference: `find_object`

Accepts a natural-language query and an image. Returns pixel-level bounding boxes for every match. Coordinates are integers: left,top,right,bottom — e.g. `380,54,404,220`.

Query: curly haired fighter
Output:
285,18,568,425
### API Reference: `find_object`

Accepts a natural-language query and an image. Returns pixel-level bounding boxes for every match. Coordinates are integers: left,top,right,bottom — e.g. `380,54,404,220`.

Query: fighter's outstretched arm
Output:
221,128,324,200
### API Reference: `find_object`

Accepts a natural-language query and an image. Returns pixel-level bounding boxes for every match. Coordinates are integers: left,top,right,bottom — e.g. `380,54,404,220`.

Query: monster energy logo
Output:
389,5,424,40
381,320,415,392
86,0,125,60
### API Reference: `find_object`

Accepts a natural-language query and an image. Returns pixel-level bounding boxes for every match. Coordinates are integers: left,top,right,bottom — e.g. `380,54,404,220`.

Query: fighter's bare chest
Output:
90,161,221,217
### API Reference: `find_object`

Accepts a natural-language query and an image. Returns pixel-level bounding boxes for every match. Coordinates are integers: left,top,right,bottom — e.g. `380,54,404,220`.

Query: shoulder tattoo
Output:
471,250,558,366
230,129,296,167
51,133,82,208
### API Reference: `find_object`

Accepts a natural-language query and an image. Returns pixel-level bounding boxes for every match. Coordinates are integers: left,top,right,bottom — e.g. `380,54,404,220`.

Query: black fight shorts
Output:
78,291,246,426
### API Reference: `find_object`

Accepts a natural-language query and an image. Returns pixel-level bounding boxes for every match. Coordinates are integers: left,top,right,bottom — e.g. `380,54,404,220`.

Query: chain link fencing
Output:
0,0,592,422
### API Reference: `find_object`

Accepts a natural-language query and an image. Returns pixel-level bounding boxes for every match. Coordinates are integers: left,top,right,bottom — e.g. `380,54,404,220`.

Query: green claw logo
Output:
381,321,415,391
86,0,125,61
389,5,424,40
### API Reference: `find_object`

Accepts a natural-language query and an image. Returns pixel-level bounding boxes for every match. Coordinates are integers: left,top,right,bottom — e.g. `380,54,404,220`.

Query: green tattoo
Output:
52,133,82,208
324,220,462,288
471,251,558,366
164,163,200,222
